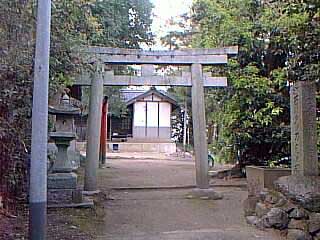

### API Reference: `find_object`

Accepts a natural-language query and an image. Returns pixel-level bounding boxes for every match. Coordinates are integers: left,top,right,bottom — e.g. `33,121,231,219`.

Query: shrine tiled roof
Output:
121,87,178,106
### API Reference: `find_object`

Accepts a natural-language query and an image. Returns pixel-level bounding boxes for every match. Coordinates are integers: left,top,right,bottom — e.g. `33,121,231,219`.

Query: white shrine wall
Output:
132,100,172,141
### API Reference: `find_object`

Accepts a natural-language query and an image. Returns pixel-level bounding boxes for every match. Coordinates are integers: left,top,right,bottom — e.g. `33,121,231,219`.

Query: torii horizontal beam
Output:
86,54,227,65
73,71,227,87
77,46,238,65
81,46,238,56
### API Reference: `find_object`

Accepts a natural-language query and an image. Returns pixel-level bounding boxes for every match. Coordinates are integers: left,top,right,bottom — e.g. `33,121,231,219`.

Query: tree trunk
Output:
207,123,214,144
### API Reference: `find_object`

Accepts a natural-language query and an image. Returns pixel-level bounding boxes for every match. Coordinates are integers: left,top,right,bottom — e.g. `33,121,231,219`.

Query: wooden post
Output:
183,98,187,152
84,62,104,192
109,115,112,141
100,97,108,167
191,64,209,189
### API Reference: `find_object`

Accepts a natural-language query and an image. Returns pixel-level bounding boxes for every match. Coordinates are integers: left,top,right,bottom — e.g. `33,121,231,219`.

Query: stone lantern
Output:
48,93,81,203
49,93,80,173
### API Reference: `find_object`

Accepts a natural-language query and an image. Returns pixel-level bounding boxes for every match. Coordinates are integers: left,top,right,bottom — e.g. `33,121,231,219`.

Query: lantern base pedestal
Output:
48,172,77,189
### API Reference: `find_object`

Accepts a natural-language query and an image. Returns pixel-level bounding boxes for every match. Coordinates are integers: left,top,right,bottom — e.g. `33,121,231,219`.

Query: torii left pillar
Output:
84,62,104,192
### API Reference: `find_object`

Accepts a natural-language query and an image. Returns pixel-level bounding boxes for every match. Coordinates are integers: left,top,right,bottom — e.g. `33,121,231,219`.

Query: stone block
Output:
246,166,291,196
289,208,309,220
275,176,320,212
265,190,285,205
308,213,320,235
259,189,270,201
288,219,308,232
48,189,74,204
48,143,81,171
48,172,77,189
274,197,288,208
246,216,259,225
287,229,311,240
261,207,289,229
68,149,81,170
109,142,177,154
243,196,259,216
72,189,83,204
256,202,269,218
48,188,84,205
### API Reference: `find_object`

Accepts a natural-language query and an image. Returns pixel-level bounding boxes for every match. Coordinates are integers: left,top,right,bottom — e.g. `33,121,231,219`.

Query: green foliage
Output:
0,0,154,207
90,0,154,48
104,87,128,117
163,0,319,166
167,87,192,143
49,0,154,110
82,0,154,117
192,0,319,165
0,0,34,208
49,0,99,95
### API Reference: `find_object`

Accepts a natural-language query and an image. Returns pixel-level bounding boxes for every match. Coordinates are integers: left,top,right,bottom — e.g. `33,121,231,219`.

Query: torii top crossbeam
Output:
79,46,238,65
75,46,238,87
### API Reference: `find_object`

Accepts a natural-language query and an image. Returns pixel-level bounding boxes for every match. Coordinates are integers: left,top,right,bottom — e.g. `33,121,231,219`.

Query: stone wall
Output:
244,176,320,240
108,142,177,153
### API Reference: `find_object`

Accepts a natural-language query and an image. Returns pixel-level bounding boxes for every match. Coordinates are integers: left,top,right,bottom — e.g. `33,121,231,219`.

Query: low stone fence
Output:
244,175,320,240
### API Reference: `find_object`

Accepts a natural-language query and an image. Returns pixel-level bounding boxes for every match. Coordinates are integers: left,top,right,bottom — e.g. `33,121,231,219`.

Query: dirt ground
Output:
1,157,284,240
0,194,105,240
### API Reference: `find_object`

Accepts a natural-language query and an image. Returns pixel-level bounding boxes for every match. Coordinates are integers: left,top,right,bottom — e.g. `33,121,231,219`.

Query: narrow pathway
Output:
96,159,282,240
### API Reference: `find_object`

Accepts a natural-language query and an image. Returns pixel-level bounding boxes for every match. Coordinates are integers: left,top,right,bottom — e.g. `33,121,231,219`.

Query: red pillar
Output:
100,96,108,166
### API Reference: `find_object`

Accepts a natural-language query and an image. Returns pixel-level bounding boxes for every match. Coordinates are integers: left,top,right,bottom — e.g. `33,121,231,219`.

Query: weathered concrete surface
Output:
107,142,177,153
82,46,239,55
96,159,282,240
191,63,209,189
79,46,238,65
246,166,291,197
47,173,77,189
48,143,81,170
290,81,318,176
105,152,180,160
74,71,228,87
84,62,104,191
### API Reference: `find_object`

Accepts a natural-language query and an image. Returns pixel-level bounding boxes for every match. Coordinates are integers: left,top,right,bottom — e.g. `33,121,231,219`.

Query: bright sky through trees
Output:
150,0,193,49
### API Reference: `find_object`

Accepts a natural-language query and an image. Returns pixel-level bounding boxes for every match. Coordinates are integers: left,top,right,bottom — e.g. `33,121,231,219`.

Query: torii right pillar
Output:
191,63,209,189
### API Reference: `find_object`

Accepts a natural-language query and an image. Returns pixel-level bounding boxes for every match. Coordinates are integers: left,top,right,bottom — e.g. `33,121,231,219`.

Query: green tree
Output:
190,0,319,165
83,0,154,116
162,0,319,166
90,0,154,48
0,0,154,208
168,86,192,143
0,0,35,208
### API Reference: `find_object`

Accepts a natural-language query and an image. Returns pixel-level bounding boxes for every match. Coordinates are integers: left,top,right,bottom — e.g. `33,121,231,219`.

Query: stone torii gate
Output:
74,46,238,193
